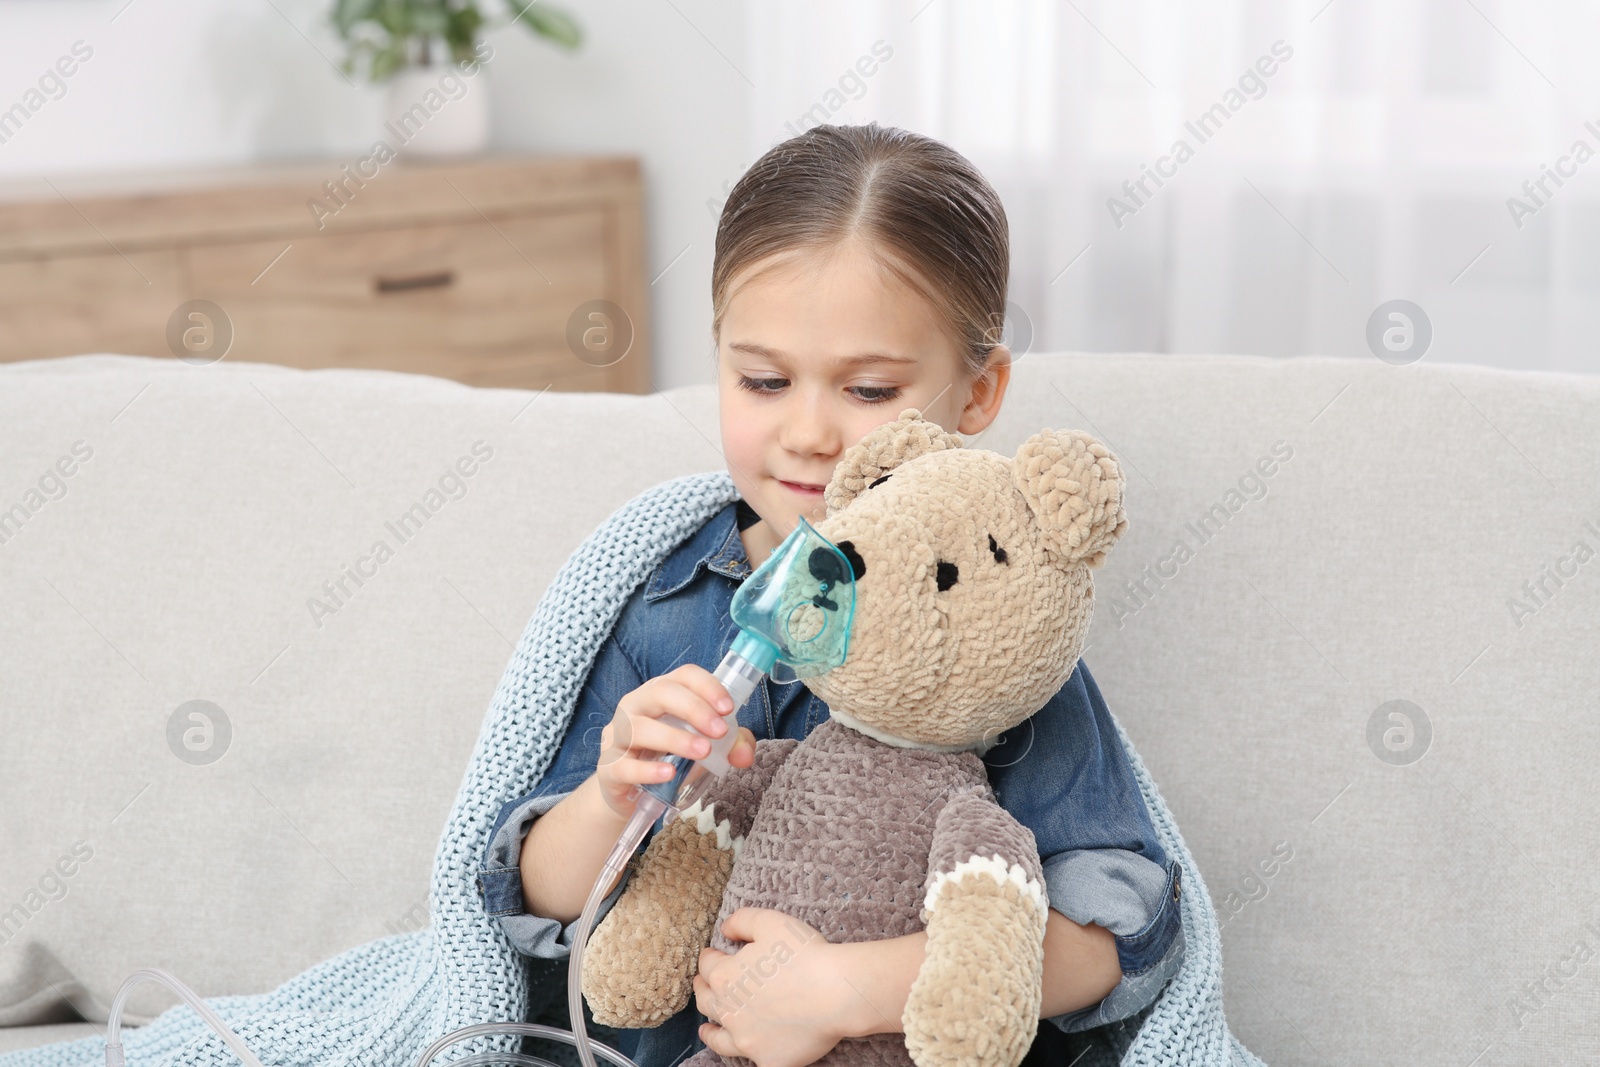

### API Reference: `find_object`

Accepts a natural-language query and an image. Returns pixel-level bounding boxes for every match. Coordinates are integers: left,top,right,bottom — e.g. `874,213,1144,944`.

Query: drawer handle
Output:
374,270,455,293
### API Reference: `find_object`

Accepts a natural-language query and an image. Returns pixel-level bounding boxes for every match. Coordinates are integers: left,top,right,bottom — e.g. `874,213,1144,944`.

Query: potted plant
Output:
331,0,582,158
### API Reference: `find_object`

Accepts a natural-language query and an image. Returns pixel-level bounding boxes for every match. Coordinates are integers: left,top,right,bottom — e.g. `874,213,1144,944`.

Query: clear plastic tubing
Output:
100,969,639,1067
566,646,762,1067
103,968,267,1067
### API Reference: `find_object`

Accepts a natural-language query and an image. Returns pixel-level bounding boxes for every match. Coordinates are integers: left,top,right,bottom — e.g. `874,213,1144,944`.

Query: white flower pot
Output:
383,65,490,160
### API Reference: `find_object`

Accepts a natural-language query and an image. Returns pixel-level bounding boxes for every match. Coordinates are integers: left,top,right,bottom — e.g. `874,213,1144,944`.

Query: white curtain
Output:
746,0,1600,375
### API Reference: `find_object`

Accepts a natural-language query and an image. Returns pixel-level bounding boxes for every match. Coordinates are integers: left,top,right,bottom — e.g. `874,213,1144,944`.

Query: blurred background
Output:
1,0,1595,387
2,6,1597,1066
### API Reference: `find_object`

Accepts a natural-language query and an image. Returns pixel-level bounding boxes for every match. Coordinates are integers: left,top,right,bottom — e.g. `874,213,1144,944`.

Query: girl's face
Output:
716,237,1011,567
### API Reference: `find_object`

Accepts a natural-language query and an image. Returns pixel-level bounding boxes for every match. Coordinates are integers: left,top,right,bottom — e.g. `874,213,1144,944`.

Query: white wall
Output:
8,1,1592,380
0,0,752,391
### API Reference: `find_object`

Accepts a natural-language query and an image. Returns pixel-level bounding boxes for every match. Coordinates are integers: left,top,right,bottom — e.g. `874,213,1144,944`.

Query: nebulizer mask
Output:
98,517,855,1067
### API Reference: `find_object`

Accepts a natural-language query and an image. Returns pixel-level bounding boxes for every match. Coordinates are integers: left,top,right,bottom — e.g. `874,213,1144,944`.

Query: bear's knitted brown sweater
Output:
584,716,1049,1067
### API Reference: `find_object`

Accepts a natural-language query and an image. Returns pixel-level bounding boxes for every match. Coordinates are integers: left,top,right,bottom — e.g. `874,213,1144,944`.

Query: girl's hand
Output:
694,909,856,1067
595,664,757,818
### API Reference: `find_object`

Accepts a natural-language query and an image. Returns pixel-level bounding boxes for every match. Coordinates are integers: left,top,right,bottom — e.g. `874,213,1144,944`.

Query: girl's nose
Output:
779,403,837,457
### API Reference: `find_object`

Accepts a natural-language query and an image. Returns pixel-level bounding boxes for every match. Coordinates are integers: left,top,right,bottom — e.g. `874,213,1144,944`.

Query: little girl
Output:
477,123,1185,1067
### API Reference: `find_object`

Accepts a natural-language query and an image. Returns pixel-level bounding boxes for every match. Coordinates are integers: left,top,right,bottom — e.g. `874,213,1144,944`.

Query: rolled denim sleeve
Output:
477,788,637,958
474,595,654,958
1041,849,1186,1033
985,660,1186,1034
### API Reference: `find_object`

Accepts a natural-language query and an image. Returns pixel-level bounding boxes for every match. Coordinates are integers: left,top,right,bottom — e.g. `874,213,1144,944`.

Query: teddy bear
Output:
580,407,1128,1067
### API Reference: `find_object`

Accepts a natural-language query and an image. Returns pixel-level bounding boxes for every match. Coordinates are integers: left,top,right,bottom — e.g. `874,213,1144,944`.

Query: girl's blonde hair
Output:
712,122,1009,379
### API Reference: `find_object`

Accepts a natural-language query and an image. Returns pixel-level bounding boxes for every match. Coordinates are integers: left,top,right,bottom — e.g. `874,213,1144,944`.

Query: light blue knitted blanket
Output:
0,470,1264,1067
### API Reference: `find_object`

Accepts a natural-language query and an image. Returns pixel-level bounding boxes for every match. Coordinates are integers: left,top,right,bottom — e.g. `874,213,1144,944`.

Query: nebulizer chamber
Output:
99,517,855,1067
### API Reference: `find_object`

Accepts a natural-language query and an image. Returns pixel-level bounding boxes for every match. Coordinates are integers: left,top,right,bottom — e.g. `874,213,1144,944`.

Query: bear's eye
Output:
868,474,892,489
988,534,1009,565
935,560,959,591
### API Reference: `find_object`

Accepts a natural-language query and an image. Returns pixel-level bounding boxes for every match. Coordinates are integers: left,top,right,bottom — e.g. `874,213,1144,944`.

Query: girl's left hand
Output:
694,908,855,1067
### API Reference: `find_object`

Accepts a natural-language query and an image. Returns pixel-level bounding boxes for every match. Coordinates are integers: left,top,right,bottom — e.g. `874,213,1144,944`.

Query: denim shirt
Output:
477,498,1186,1064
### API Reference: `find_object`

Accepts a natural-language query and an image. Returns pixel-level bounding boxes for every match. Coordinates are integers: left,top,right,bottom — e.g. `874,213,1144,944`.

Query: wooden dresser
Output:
0,155,650,392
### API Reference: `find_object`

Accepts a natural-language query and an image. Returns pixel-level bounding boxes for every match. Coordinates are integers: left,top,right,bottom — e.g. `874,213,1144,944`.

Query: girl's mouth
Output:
778,478,826,497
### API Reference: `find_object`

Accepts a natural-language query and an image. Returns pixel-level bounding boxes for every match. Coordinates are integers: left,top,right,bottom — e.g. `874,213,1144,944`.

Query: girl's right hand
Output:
594,664,758,818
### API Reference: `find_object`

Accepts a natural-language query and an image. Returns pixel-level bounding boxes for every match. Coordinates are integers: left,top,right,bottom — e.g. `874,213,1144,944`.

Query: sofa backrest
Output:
0,352,1595,1064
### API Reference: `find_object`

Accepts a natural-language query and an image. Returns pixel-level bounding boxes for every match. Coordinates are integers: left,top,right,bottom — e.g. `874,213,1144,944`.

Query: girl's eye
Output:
737,375,788,394
736,375,903,404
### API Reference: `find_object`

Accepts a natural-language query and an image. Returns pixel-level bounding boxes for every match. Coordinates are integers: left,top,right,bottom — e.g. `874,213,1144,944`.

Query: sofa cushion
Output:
0,1024,107,1056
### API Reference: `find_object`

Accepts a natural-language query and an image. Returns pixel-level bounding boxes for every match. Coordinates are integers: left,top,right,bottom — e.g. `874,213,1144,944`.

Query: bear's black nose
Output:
815,540,866,584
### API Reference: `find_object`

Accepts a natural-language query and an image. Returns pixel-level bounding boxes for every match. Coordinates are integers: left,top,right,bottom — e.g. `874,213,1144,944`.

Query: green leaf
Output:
411,9,449,35
331,0,381,37
511,2,582,49
445,4,484,50
373,0,414,36
369,40,407,81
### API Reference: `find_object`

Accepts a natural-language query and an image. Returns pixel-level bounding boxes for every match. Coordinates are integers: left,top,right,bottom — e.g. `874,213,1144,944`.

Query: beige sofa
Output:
0,352,1595,1066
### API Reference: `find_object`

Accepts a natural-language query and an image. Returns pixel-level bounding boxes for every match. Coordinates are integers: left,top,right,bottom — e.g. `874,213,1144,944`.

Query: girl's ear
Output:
823,408,963,516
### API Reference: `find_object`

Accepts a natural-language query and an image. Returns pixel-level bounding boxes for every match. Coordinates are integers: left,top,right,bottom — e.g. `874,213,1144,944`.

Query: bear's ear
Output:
824,407,963,516
1012,428,1128,568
